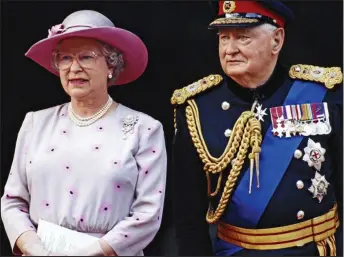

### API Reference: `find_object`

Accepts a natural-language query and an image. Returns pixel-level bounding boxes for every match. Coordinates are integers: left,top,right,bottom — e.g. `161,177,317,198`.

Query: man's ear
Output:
272,27,285,55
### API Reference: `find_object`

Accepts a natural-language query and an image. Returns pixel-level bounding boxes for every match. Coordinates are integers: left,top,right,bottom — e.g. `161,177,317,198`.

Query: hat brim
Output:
25,27,148,86
208,17,266,30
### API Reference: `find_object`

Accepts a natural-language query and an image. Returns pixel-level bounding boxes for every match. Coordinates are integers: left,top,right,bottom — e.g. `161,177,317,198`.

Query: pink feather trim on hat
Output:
48,24,65,38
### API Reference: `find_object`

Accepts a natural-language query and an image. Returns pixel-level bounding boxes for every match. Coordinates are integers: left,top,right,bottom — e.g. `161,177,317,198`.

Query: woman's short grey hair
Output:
98,42,125,84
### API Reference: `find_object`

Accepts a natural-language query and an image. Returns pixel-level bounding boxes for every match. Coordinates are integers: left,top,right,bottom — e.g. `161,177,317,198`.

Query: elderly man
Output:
171,1,342,256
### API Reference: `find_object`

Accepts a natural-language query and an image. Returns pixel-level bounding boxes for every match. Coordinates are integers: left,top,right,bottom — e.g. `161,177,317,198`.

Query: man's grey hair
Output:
259,23,278,34
217,23,278,36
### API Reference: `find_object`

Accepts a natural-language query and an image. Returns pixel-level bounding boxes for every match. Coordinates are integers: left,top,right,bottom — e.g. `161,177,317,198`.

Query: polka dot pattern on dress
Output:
97,126,104,132
114,184,122,192
93,144,101,151
47,146,57,154
39,200,50,208
78,216,86,224
99,203,112,213
67,187,78,198
64,163,72,172
111,159,121,167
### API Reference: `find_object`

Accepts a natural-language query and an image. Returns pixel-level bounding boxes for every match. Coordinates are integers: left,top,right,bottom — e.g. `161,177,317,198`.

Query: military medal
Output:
271,116,285,138
270,102,331,138
308,171,329,203
302,138,326,171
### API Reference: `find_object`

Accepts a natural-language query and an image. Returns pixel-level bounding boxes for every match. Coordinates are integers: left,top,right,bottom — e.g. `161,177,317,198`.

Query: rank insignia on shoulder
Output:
289,64,343,89
171,74,223,105
270,102,331,138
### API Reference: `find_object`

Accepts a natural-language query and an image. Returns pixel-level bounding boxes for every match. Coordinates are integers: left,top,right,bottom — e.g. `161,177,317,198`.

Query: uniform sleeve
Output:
328,85,343,223
1,112,36,255
102,118,167,256
172,106,213,256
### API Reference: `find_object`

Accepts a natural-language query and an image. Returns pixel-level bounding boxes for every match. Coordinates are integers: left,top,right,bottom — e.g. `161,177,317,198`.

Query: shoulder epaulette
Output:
289,64,343,89
171,74,223,105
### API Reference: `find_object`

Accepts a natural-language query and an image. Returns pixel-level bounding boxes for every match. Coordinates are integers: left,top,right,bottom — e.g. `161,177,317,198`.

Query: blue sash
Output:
216,81,328,255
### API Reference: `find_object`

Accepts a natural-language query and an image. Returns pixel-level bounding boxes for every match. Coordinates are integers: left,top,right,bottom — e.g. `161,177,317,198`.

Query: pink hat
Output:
25,10,148,86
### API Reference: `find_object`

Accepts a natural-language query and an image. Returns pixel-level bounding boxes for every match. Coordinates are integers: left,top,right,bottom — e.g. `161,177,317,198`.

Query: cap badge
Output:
223,1,236,14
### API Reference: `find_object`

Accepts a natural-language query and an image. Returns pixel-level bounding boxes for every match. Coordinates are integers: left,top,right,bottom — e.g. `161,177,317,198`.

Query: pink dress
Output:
1,103,167,256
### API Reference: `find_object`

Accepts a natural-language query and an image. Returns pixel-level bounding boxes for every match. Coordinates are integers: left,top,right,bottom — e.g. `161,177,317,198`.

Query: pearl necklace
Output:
68,95,113,127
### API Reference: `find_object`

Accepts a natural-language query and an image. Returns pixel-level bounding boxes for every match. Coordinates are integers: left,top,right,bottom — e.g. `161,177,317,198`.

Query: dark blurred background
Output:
1,1,343,255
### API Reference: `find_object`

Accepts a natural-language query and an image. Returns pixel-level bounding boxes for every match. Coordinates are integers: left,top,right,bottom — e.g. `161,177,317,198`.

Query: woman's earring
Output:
108,73,113,79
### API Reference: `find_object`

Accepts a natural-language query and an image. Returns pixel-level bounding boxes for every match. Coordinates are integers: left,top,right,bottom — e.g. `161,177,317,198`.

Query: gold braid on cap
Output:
186,99,262,224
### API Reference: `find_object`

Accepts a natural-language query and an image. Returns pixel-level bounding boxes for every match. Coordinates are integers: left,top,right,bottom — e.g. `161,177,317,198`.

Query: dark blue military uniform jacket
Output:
172,63,343,256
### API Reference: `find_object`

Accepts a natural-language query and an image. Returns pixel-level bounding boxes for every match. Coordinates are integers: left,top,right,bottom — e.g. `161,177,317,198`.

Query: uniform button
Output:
296,180,304,189
294,149,303,159
221,101,230,110
224,129,232,137
297,210,305,220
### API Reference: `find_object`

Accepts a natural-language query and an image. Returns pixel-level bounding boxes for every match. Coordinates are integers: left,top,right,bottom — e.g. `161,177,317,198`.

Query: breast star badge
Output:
308,171,329,203
302,138,326,171
254,104,268,122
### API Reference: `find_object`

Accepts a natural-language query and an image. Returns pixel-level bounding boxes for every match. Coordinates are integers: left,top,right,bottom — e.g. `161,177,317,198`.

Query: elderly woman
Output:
1,10,167,256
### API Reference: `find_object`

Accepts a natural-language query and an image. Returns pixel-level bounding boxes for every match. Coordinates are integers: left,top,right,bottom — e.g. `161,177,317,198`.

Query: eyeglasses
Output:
52,51,102,71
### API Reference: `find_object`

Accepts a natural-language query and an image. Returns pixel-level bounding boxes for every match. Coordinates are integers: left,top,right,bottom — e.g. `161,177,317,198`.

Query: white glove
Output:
21,238,64,256
68,240,105,256
17,231,65,256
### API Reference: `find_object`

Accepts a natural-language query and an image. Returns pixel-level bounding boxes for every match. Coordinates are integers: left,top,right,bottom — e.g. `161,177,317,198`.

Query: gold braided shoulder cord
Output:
185,99,262,224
